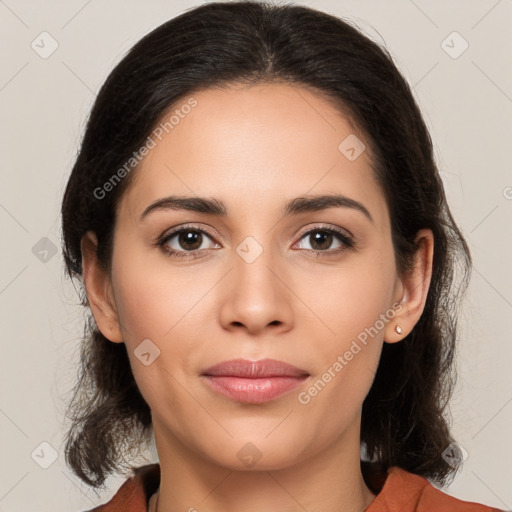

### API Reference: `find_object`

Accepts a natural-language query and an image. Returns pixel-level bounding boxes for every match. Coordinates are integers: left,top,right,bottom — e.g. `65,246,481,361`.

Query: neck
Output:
152,417,377,512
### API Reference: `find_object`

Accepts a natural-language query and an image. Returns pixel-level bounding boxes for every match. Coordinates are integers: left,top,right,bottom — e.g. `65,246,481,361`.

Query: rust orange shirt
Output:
84,463,504,511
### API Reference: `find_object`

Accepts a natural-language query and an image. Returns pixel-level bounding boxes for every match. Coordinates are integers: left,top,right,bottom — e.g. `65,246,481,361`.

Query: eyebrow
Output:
140,193,373,223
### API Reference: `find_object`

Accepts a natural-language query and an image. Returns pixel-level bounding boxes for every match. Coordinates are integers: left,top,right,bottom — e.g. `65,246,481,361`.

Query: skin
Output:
81,82,433,512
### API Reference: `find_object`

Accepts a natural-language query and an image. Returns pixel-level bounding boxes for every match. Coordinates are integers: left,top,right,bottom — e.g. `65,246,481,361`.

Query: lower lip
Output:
201,375,308,404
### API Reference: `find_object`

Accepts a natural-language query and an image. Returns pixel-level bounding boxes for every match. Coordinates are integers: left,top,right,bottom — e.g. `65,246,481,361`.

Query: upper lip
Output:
202,358,309,378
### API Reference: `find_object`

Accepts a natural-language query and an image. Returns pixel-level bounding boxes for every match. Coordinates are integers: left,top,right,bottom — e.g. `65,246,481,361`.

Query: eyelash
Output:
156,223,355,260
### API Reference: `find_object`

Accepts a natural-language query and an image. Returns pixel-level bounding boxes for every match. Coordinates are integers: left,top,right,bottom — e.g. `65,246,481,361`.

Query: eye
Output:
294,226,354,256
157,225,219,259
156,224,355,260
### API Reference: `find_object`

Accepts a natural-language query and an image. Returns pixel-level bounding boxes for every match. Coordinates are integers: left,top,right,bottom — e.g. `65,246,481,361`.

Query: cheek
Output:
110,237,204,342
302,249,396,341
296,262,393,416
112,273,170,341
109,258,198,414
296,245,396,407
109,240,212,398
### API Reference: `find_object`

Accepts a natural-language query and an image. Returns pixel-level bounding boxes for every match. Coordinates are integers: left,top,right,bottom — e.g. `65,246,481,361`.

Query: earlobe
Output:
384,228,434,344
80,231,124,343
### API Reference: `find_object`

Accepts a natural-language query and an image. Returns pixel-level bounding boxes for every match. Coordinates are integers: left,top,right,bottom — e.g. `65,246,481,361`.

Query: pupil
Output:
311,231,331,250
180,230,202,250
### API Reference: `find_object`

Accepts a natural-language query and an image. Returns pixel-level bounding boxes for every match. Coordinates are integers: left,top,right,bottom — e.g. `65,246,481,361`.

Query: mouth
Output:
201,358,310,404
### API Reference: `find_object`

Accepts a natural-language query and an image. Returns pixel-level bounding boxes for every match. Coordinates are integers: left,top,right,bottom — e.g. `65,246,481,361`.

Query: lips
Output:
201,358,310,404
202,358,309,378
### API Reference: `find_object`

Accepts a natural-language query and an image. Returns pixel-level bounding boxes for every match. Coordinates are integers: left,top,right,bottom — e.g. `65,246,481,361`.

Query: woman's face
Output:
92,82,418,470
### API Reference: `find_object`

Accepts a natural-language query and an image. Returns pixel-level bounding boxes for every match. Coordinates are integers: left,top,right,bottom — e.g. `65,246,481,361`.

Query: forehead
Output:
118,82,388,229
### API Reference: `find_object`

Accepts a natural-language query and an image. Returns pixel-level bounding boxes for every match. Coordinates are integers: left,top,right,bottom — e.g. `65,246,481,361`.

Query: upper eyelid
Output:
162,224,217,242
296,224,352,239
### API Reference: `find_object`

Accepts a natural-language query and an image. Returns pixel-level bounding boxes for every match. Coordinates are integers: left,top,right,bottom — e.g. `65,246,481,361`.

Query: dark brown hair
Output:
60,0,472,490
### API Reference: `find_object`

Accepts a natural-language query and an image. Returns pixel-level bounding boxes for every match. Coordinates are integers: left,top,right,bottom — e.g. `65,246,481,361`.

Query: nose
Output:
218,238,293,336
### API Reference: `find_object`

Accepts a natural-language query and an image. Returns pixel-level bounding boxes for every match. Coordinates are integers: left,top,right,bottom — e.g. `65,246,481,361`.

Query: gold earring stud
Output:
395,325,403,335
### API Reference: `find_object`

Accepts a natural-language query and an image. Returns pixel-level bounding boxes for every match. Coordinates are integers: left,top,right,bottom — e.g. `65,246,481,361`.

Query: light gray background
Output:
1,0,511,510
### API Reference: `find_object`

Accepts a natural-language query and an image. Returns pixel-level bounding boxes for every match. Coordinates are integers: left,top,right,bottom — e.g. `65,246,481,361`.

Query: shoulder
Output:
365,466,504,512
81,464,160,512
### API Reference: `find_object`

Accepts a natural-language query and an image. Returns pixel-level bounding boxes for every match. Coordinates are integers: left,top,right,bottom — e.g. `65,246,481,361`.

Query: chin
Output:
196,434,312,472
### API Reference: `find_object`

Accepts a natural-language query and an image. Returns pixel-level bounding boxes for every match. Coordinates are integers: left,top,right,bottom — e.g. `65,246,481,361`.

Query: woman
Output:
60,2,503,511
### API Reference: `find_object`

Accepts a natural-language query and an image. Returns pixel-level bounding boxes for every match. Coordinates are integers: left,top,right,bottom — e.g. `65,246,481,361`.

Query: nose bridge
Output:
220,229,291,331
233,232,279,296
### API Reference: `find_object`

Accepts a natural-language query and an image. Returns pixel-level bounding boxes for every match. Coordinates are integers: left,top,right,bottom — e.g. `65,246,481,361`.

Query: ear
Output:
384,228,434,344
81,230,124,343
